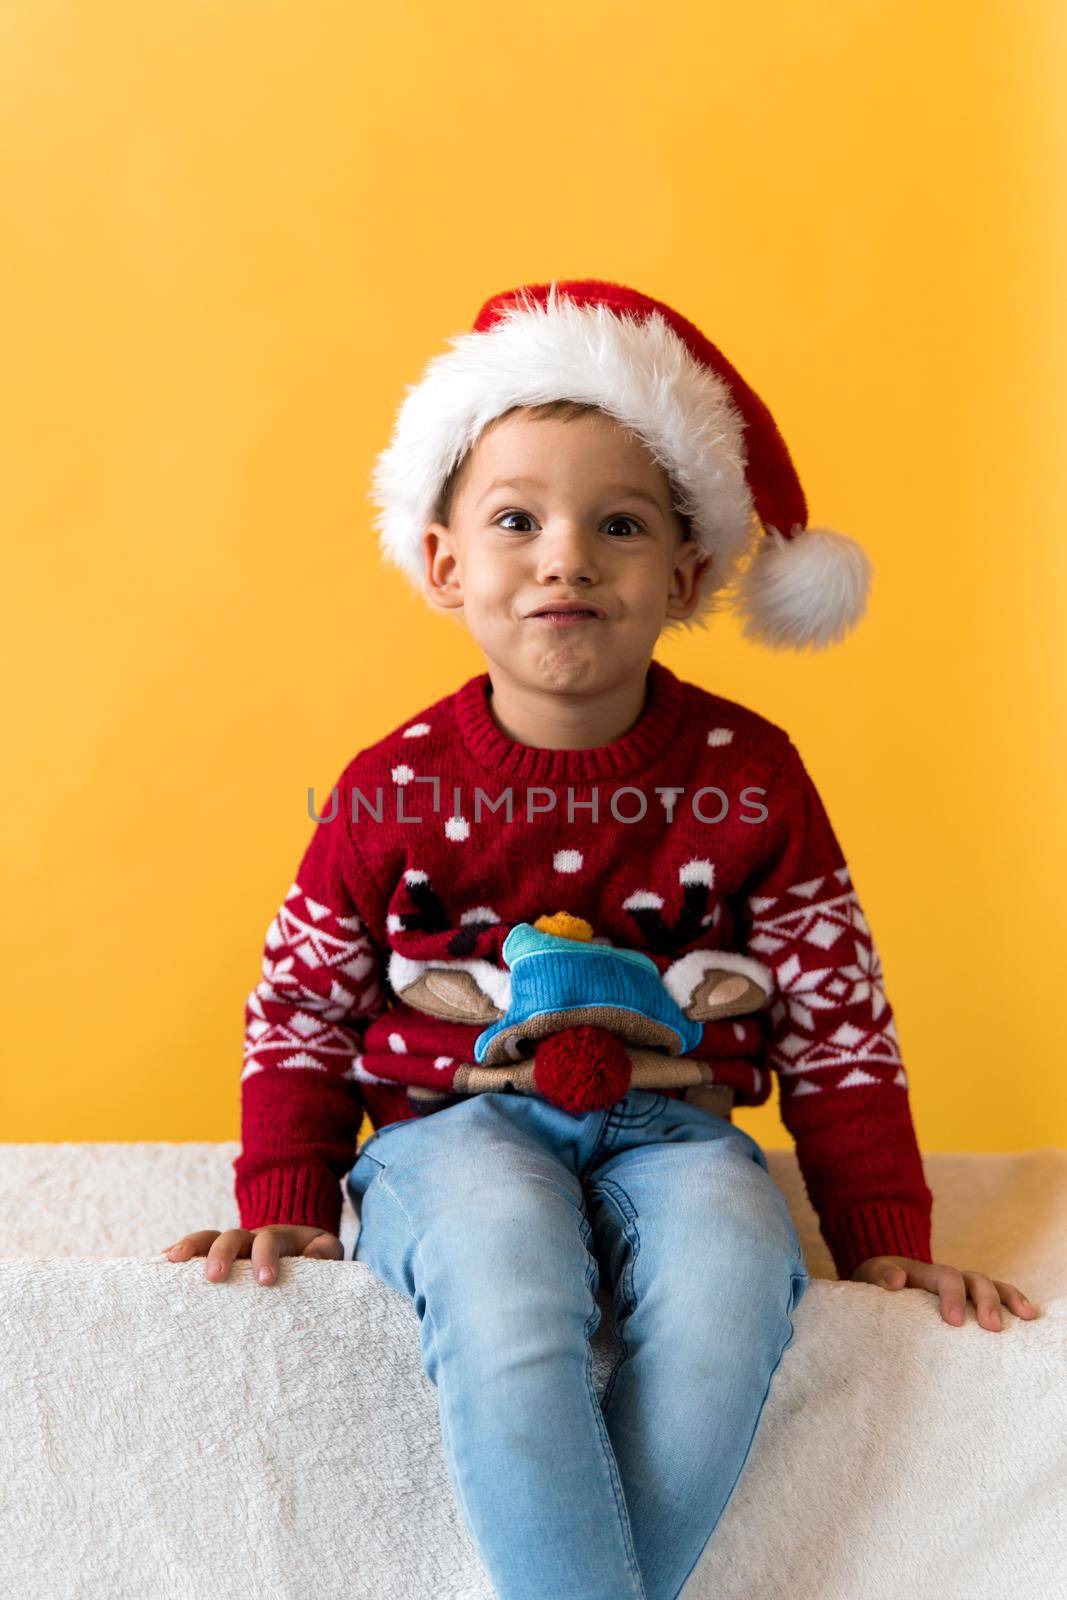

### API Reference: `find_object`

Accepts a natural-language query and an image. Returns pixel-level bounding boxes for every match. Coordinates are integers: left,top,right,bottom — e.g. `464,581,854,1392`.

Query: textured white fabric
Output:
1,1142,1065,1599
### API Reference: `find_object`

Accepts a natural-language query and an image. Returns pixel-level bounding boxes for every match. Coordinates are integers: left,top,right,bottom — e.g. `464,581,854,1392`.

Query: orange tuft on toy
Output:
532,912,594,942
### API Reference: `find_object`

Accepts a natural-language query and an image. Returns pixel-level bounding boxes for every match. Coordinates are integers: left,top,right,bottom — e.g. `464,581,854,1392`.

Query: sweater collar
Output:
452,658,688,782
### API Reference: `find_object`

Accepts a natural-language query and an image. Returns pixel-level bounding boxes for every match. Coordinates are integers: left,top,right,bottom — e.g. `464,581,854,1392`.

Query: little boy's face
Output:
421,409,710,693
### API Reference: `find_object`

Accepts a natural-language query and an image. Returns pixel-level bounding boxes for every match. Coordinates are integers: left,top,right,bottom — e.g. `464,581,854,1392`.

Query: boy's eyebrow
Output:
476,476,667,513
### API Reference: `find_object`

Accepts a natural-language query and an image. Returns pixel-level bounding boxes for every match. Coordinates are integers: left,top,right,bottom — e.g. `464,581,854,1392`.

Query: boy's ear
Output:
423,521,464,611
665,541,712,621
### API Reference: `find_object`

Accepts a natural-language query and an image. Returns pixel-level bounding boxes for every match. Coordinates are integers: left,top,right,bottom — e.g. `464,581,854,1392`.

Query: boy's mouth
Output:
526,602,606,624
529,611,601,626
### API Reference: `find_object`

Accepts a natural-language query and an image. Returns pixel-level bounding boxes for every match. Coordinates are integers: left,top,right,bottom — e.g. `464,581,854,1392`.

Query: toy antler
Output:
387,869,511,1017
624,859,774,1020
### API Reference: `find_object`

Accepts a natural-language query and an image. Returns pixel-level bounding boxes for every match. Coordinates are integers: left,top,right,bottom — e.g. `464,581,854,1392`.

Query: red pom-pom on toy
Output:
533,1025,632,1114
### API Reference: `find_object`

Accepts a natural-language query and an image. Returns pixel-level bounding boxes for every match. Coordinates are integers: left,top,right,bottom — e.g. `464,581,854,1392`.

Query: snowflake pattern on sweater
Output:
749,866,904,1090
245,882,386,1077
233,659,933,1279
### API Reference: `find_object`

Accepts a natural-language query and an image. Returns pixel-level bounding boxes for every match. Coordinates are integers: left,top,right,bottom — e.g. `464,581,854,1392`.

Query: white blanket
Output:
1,1142,1064,1599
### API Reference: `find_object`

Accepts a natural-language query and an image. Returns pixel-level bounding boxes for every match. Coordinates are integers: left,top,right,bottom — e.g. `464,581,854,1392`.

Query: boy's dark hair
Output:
434,399,693,545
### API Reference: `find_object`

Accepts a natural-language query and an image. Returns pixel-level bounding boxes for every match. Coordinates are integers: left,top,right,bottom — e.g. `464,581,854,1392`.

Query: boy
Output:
165,280,1037,1600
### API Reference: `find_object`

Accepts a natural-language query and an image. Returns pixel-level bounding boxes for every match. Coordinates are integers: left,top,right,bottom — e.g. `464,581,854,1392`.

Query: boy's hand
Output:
851,1255,1040,1331
160,1225,343,1285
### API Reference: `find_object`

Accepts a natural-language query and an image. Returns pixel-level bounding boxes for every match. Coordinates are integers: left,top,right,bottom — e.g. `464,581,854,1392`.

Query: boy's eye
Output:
493,511,644,538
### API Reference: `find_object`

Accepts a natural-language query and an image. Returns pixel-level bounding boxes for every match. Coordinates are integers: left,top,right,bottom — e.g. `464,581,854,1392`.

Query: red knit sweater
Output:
234,659,933,1281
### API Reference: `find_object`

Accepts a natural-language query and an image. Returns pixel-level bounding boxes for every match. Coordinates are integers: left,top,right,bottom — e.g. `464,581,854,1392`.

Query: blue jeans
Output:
345,1088,810,1600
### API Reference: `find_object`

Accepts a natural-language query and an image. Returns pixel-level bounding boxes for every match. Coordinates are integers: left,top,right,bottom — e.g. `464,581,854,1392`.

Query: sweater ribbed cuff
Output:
235,1164,344,1238
822,1199,933,1282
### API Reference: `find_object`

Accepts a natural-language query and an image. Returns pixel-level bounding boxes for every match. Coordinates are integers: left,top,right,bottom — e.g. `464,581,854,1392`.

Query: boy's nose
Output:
535,528,601,585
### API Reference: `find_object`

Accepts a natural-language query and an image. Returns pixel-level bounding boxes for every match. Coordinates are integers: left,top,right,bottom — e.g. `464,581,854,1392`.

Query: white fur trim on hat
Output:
368,288,757,619
729,525,873,651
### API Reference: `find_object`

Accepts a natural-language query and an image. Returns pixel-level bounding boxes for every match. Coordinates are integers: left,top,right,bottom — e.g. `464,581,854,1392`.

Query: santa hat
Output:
369,278,872,651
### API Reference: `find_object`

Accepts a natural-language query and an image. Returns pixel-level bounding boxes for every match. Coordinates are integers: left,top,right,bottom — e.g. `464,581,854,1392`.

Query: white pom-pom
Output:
730,525,873,651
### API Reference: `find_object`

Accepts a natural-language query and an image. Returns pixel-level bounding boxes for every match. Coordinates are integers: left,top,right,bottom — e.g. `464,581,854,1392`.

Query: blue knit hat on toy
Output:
474,921,703,1065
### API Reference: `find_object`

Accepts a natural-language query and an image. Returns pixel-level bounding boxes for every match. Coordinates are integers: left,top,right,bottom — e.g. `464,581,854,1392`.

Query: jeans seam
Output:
608,1093,668,1131
581,1311,647,1595
589,1177,641,1420
610,1111,662,1130
580,1108,616,1176
376,1171,423,1274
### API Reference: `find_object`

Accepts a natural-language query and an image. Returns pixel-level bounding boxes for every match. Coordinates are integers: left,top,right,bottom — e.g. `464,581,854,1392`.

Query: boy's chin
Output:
501,636,654,688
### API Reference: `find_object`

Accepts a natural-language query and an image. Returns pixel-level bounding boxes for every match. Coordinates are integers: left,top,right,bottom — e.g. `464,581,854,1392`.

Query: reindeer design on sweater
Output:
385,866,774,1116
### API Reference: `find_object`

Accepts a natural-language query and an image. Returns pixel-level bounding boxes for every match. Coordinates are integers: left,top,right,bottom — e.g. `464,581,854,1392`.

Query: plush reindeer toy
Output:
387,910,774,1117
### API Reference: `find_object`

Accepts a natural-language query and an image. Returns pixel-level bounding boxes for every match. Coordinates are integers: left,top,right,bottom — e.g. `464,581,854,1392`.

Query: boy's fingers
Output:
303,1233,343,1260
935,1265,969,1326
857,1248,908,1286
854,1259,1040,1325
166,1226,346,1283
892,1258,960,1316
994,1280,1040,1317
163,1230,220,1259
961,1270,1003,1331
869,1256,925,1289
250,1227,292,1286
204,1228,251,1282
884,1258,966,1322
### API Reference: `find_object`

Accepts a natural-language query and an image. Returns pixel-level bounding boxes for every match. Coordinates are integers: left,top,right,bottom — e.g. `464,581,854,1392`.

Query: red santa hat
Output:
369,277,872,651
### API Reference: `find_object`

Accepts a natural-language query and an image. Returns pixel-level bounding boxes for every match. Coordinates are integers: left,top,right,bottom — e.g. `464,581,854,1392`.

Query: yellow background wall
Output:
2,1,1064,1158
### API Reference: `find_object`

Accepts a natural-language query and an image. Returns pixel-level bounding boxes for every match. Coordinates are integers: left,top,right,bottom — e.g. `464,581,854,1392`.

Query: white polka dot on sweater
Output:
434,1056,454,1071
623,889,663,910
445,815,470,841
707,727,734,746
391,764,414,784
402,722,431,738
553,849,583,873
387,1033,408,1052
